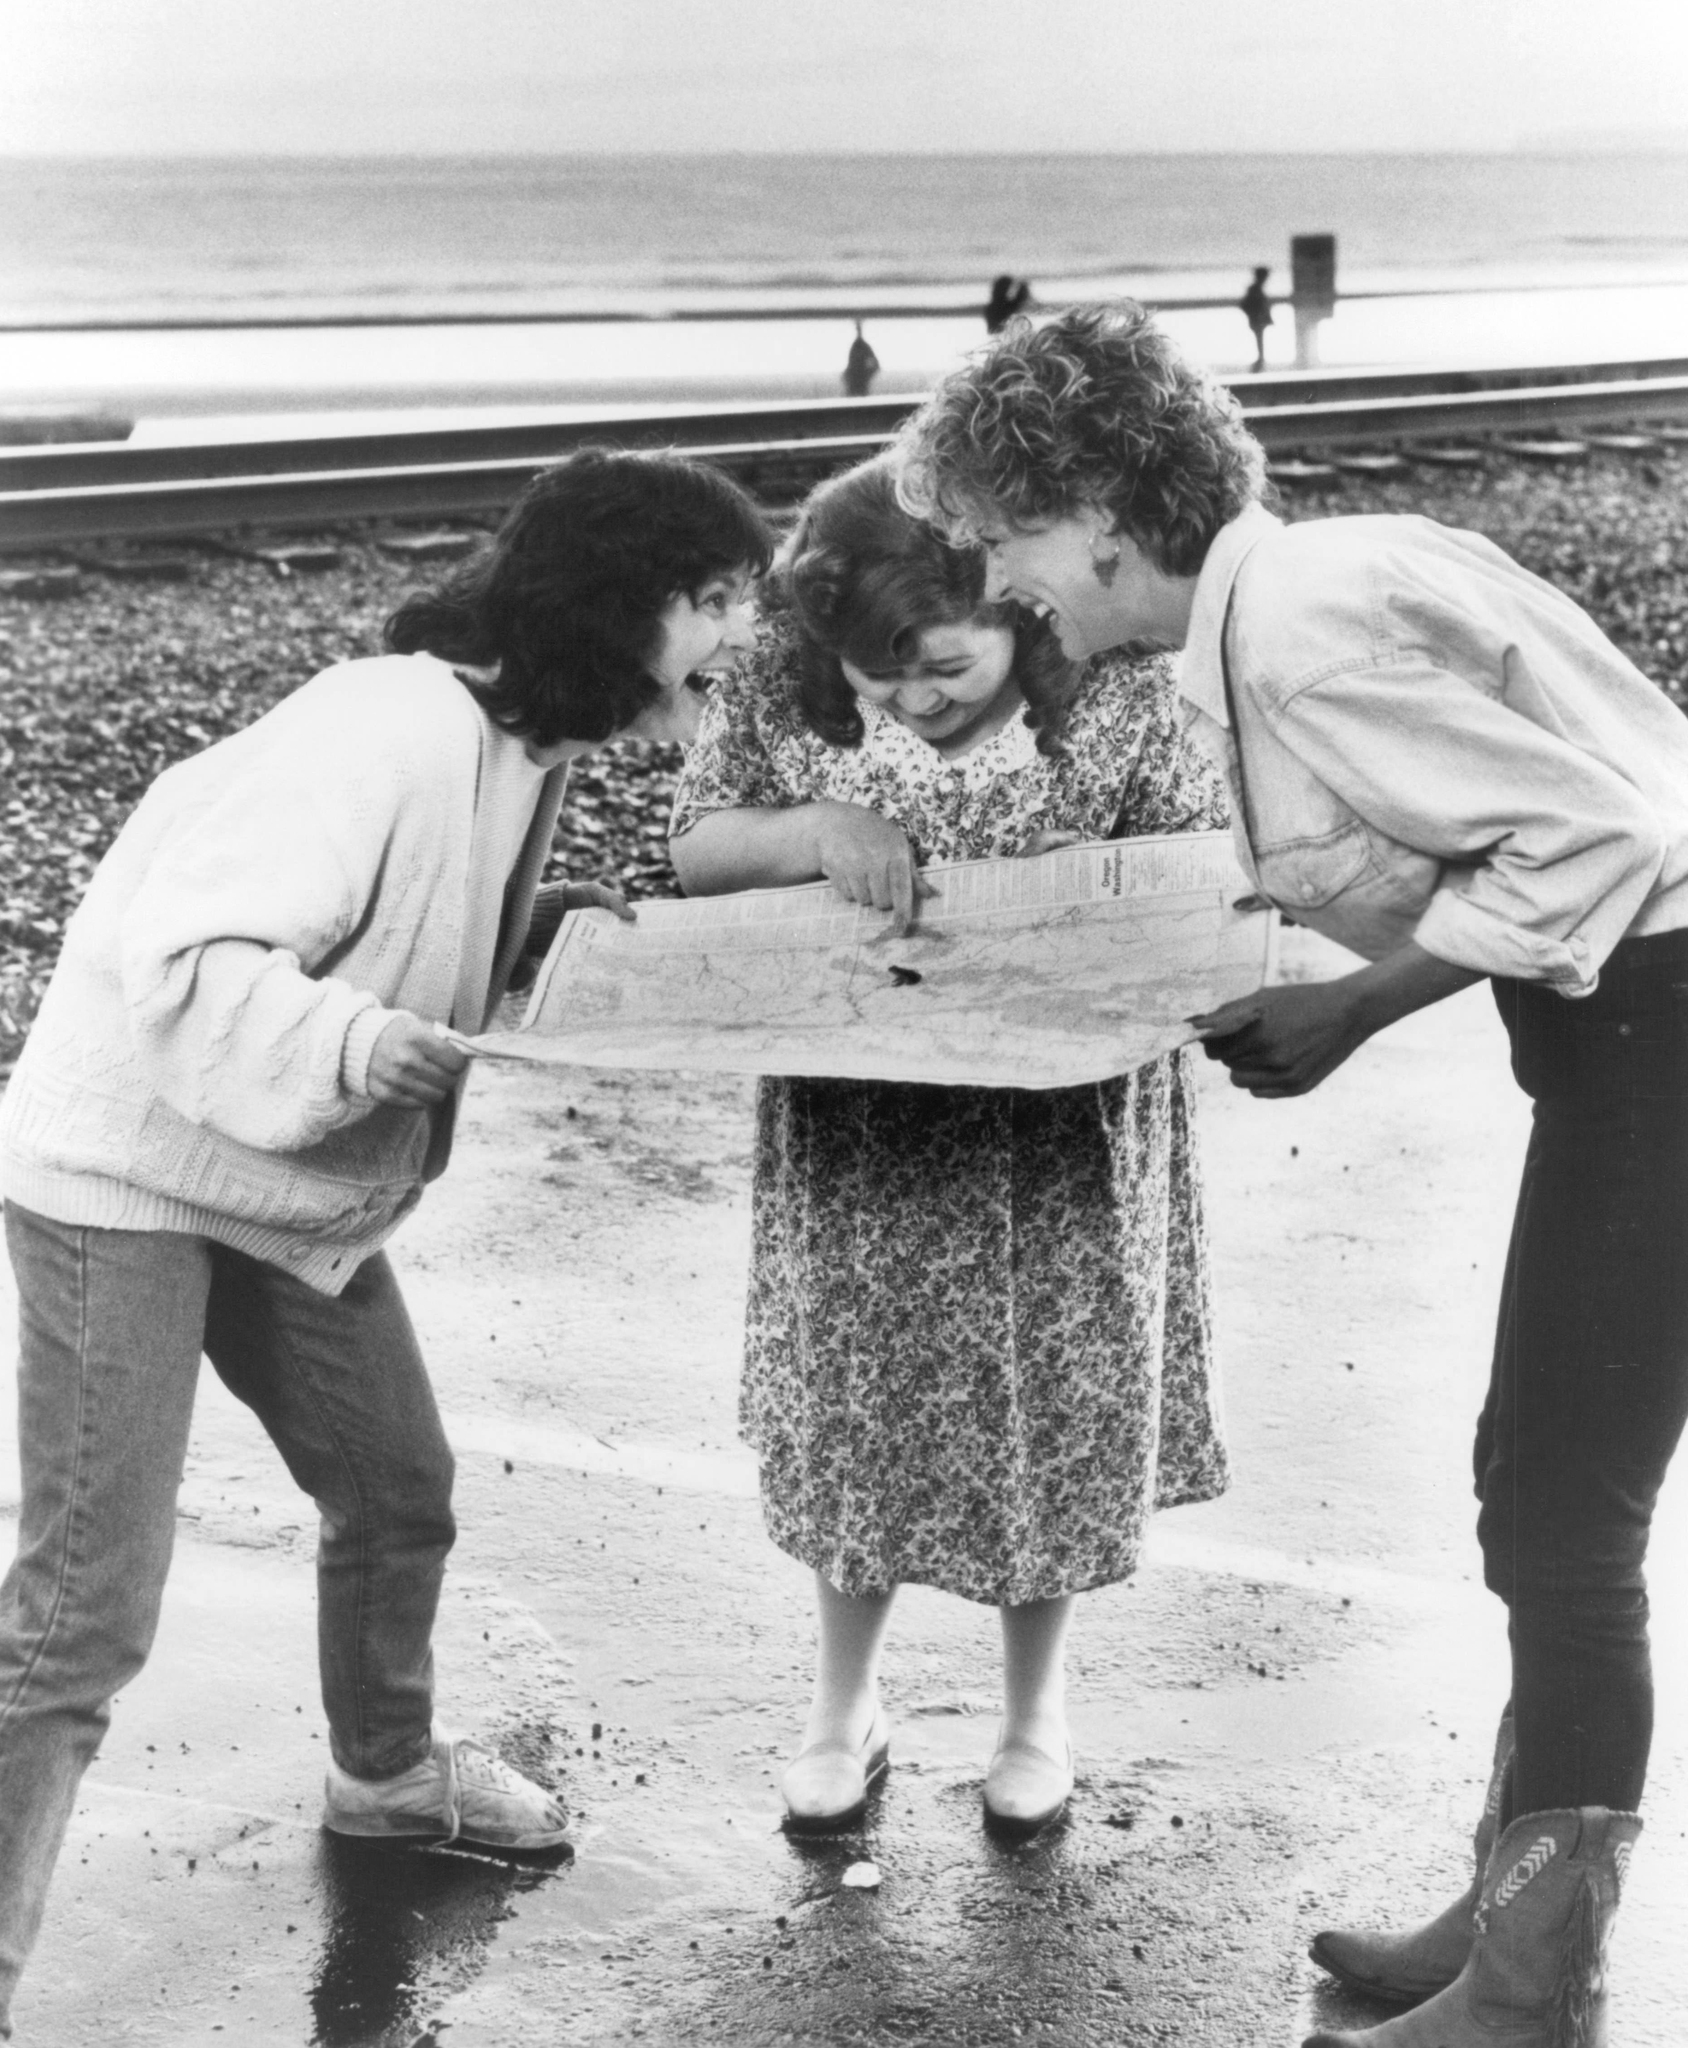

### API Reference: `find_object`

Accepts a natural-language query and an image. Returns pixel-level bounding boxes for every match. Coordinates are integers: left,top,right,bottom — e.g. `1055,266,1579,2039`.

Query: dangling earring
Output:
1088,530,1122,587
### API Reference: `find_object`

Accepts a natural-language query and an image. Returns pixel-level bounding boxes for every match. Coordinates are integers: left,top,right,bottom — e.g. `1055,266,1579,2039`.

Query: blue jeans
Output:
0,1205,456,2037
1478,927,1688,1818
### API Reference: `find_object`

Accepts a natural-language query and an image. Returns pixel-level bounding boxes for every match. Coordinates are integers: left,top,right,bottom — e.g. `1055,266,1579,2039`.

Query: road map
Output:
473,832,1275,1090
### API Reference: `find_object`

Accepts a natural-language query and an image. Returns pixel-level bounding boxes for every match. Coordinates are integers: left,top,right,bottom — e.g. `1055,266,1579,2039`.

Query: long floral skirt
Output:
740,1048,1228,1606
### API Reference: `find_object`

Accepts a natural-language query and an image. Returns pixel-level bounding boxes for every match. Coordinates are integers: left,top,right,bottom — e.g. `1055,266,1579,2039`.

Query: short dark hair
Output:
385,448,774,745
897,300,1266,576
778,459,1078,755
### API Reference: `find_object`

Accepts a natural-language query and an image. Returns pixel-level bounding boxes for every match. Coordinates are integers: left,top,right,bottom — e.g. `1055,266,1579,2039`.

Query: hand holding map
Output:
474,831,1274,1091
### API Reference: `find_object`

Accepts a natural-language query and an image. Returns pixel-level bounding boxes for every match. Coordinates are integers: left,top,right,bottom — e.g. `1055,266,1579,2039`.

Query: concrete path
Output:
4,956,1685,2046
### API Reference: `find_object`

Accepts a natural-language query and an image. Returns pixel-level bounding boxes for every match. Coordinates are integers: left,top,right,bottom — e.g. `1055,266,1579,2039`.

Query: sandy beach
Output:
6,276,1688,435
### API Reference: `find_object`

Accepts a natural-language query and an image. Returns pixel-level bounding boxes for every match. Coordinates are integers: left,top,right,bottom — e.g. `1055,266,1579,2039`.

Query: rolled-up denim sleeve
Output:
1275,658,1667,993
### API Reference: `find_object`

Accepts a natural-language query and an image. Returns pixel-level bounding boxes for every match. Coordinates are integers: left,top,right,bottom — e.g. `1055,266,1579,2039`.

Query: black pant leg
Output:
1479,939,1688,1813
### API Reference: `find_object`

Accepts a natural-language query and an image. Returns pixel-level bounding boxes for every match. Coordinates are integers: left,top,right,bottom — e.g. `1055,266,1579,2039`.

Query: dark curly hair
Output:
777,459,1077,756
385,448,774,745
896,300,1267,576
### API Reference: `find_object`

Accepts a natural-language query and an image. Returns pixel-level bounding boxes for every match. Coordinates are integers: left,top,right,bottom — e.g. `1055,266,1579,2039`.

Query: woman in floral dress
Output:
668,460,1229,1836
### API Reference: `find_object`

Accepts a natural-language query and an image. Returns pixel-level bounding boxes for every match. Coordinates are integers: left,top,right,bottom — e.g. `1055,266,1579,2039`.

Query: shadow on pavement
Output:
311,1834,569,2048
635,1764,1305,2046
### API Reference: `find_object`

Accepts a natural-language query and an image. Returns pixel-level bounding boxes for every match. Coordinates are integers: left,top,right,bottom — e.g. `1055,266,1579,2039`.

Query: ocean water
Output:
8,152,1688,316
3,152,1687,423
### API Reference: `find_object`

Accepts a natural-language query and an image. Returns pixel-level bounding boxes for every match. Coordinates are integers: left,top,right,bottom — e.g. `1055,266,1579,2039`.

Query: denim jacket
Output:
1177,505,1688,994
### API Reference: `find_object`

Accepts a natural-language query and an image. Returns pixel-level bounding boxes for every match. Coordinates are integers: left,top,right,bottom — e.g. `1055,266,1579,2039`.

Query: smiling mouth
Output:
683,662,740,696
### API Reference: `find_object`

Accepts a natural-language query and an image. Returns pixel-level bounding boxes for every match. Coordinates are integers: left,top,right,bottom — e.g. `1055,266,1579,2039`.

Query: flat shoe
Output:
983,1735,1074,1838
781,1708,892,1833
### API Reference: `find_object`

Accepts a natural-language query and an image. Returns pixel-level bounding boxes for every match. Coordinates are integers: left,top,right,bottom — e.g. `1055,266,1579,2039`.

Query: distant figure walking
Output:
984,274,1033,333
1240,266,1273,372
842,320,880,398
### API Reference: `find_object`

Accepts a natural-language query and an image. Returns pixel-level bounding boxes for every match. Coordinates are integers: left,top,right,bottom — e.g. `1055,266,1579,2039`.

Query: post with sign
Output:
1291,233,1337,368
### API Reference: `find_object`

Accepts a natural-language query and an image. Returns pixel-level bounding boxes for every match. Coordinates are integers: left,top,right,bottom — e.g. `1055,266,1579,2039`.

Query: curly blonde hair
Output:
895,300,1266,576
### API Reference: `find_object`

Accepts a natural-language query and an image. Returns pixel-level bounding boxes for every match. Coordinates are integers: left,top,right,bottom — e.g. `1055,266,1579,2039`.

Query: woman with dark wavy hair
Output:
387,445,773,747
386,445,774,954
900,299,1688,2048
669,457,1230,1840
0,447,771,2038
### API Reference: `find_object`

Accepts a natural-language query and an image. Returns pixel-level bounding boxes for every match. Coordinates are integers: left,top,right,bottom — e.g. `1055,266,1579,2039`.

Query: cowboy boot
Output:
1304,1804,1641,2048
1310,1707,1513,2004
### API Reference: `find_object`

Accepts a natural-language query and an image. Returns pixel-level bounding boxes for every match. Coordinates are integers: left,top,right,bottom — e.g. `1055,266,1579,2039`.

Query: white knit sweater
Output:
0,652,567,1294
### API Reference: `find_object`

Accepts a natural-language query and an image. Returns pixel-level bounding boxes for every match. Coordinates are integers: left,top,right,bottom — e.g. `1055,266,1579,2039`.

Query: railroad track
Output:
5,358,1688,553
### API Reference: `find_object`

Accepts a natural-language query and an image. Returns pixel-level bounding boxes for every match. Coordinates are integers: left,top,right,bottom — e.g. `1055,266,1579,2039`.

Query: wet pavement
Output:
5,948,1687,2046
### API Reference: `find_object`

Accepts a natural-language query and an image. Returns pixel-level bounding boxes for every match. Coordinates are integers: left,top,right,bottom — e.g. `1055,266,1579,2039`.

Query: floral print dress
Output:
670,622,1231,1605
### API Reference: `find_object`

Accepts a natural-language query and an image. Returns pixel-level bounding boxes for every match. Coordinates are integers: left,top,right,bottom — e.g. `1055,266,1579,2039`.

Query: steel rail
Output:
1228,353,1688,409
8,355,1688,498
4,377,1688,553
0,397,922,493
0,434,892,550
1246,374,1688,448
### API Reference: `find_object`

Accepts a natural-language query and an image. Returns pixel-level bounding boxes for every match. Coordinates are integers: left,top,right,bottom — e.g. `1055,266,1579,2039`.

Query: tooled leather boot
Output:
1303,1805,1641,2048
1310,1707,1513,2004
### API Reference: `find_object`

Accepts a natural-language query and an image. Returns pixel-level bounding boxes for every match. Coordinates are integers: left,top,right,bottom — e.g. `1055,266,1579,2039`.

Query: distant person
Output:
984,273,1033,333
842,319,880,398
0,449,773,2041
668,458,1229,1842
1240,265,1273,372
899,296,1688,2048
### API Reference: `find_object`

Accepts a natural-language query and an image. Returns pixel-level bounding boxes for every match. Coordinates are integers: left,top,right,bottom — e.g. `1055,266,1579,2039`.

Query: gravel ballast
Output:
3,449,1687,1069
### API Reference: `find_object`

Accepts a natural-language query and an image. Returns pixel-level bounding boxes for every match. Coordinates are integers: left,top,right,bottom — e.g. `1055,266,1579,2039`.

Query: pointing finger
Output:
888,858,919,937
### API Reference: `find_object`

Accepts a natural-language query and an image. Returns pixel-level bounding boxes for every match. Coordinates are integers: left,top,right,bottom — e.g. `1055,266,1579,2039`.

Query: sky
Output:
3,0,1688,156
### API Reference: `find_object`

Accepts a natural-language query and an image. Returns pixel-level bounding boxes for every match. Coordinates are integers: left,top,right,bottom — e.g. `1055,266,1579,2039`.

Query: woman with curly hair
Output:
669,458,1230,1838
0,448,770,2038
899,300,1688,2048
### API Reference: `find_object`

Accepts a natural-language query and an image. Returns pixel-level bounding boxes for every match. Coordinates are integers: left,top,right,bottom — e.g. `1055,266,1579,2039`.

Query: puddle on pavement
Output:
433,1758,1309,2046
310,1834,570,2048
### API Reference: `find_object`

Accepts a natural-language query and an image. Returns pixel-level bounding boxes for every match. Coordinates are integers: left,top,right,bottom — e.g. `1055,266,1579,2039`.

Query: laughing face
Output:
976,514,1193,660
840,616,1020,753
629,567,759,745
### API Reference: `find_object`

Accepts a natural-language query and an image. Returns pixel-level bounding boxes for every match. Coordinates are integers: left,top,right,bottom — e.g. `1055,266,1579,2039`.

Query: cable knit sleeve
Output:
118,767,394,1152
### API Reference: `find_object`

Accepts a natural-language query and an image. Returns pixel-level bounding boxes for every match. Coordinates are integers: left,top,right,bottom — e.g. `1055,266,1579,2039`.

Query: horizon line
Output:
4,141,1688,166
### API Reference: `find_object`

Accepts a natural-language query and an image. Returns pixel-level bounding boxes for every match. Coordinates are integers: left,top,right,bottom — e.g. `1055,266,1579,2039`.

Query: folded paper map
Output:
473,832,1273,1090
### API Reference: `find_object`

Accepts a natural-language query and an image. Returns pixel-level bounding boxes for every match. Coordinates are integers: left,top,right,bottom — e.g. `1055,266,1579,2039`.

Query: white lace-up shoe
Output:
323,1730,571,1852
